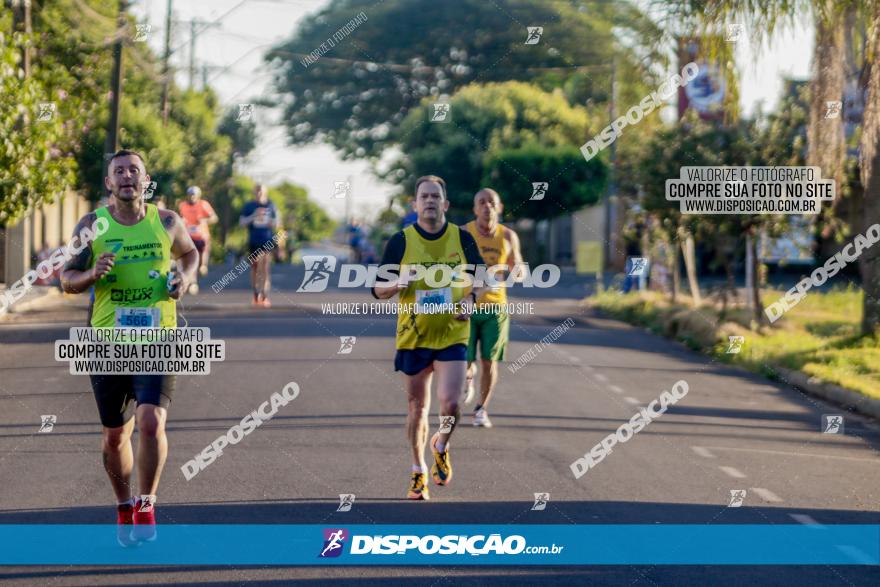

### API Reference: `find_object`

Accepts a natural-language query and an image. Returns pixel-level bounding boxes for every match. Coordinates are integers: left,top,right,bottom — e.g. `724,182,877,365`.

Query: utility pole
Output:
603,57,617,271
183,19,219,90
160,0,172,124
345,175,353,226
200,64,223,91
104,0,127,195
11,0,32,76
189,19,196,89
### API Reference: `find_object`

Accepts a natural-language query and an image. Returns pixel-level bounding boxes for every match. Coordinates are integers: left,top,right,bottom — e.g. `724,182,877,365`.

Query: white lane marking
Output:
835,545,876,565
719,466,746,479
609,385,624,394
789,514,823,527
580,364,594,371
702,446,877,464
594,373,608,383
750,487,783,503
624,397,641,405
691,446,715,458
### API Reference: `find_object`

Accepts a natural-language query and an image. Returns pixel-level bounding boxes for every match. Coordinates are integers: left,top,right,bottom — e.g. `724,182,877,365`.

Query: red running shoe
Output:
116,503,136,547
132,497,157,542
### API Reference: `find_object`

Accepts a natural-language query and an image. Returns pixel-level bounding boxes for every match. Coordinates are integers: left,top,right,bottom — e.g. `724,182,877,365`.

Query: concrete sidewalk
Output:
0,285,69,321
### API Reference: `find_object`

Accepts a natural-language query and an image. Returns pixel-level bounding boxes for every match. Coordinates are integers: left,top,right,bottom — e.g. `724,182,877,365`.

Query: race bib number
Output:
114,307,160,328
187,224,200,234
416,288,452,313
253,209,272,228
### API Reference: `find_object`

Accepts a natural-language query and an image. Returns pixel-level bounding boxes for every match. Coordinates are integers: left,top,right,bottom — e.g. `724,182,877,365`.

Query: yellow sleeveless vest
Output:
396,224,470,350
464,221,509,304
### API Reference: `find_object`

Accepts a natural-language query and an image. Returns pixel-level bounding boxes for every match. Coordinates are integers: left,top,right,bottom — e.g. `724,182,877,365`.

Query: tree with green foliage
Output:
268,0,665,160
391,81,604,215
221,179,335,257
17,1,249,203
637,102,807,322
482,144,606,221
660,0,880,334
27,0,171,201
213,105,258,246
0,42,74,223
218,106,257,158
219,175,260,257
270,182,336,246
0,18,76,224
2,0,334,280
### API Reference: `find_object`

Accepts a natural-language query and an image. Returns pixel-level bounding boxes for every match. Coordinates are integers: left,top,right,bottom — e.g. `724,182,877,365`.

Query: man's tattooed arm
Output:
60,212,97,293
159,209,199,296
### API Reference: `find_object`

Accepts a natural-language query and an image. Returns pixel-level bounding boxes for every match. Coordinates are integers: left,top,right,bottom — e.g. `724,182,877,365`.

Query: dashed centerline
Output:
691,446,716,458
719,466,746,479
750,487,783,503
789,513,823,527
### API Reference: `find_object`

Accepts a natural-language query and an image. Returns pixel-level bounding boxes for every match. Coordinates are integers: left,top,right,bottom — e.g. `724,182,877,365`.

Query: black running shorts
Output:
89,374,176,428
394,344,467,376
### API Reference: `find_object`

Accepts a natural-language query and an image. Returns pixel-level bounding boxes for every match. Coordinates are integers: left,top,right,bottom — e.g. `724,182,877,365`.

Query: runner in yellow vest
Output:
463,188,523,428
61,150,198,544
372,175,486,500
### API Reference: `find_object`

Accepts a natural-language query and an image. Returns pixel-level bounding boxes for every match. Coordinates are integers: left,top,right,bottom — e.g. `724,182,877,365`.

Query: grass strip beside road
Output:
586,287,880,400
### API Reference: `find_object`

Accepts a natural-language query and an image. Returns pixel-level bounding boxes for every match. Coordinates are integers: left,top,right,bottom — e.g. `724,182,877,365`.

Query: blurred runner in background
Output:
178,186,218,294
239,184,279,307
348,219,365,263
463,188,522,428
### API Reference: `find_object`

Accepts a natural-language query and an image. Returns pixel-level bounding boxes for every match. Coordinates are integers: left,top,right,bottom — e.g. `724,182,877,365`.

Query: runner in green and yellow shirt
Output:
463,188,523,428
61,149,198,544
372,175,486,500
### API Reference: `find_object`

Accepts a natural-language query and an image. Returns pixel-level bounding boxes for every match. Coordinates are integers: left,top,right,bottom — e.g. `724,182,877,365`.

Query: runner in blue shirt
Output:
239,184,279,307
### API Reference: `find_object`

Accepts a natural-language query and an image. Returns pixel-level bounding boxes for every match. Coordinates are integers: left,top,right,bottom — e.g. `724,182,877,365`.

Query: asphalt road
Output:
0,262,878,585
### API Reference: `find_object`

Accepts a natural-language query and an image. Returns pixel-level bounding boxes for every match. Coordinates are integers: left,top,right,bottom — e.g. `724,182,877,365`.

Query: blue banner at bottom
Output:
0,525,878,565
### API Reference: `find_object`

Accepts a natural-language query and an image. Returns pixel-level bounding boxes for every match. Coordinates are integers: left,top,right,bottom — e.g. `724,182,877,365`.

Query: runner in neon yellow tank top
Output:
90,204,177,328
463,188,523,428
61,150,199,544
373,175,487,500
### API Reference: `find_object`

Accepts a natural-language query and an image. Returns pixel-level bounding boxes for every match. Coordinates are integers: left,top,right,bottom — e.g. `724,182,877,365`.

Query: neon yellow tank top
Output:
396,224,470,350
464,221,509,304
90,204,176,328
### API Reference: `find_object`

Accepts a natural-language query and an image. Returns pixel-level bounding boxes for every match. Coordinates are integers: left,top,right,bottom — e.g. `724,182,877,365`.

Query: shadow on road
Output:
2,407,878,452
3,564,875,587
0,499,876,525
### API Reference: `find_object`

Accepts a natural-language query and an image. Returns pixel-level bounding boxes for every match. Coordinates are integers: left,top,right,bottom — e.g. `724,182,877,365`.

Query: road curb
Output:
588,305,880,421
770,366,880,420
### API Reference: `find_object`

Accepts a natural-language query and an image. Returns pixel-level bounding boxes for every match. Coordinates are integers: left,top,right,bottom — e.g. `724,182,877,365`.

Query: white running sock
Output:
117,497,134,507
435,440,446,453
411,464,426,474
